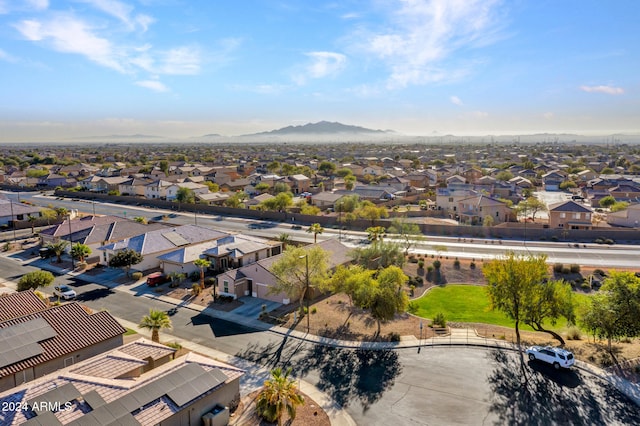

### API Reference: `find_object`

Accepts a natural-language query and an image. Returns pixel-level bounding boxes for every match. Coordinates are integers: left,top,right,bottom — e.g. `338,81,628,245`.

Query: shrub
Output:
418,260,425,269
409,285,416,297
165,341,182,350
551,236,558,242
570,264,580,273
433,312,446,328
189,271,200,282
604,238,615,245
580,282,591,290
426,266,434,273
453,258,460,269
566,327,582,341
131,272,143,280
433,260,441,270
191,283,201,295
415,276,423,286
387,332,401,342
311,307,317,314
593,269,606,276
561,267,571,275
409,257,419,263
553,263,564,273
204,277,216,286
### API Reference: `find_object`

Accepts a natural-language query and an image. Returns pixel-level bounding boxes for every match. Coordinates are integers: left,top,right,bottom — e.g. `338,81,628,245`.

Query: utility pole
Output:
68,214,75,270
299,254,310,333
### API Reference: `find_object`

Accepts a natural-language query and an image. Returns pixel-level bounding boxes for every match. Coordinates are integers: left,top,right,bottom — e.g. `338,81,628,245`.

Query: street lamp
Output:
299,254,310,333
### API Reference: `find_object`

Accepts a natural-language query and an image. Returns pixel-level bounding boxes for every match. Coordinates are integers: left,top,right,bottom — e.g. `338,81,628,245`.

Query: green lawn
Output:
124,327,138,336
410,285,591,332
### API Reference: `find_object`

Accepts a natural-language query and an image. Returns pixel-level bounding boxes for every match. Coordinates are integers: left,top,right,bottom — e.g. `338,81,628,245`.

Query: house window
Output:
255,253,259,262
223,280,229,293
449,197,454,202
573,213,580,219
64,356,74,367
560,212,566,218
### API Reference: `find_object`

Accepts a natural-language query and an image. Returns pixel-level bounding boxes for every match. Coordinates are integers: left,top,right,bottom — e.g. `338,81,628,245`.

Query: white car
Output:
53,285,76,300
526,345,575,369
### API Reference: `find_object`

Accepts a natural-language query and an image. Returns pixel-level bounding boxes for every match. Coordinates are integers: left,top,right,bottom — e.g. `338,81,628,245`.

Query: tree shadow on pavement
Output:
74,288,115,302
487,350,640,425
237,340,402,412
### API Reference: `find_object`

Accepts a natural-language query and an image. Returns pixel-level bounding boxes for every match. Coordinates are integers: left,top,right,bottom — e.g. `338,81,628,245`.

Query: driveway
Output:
232,296,282,317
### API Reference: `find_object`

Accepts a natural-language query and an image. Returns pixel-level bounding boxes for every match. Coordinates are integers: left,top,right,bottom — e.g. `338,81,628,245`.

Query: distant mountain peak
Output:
250,121,390,136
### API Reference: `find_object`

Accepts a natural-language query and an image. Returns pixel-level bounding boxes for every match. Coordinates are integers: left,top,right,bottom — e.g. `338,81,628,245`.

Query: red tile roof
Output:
0,302,125,377
0,291,47,322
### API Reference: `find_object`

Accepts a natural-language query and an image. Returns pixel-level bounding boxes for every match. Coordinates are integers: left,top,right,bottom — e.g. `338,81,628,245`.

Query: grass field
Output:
410,284,591,332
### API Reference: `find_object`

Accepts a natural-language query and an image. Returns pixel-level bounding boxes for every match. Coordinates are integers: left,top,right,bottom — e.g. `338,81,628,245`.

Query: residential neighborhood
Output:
2,140,640,425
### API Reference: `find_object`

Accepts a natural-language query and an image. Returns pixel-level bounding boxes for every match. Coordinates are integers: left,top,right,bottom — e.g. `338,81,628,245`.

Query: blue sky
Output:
0,0,638,142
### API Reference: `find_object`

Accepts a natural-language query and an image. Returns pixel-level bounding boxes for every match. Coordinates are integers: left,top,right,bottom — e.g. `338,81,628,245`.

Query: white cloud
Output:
580,85,624,95
543,112,554,119
0,48,17,62
1,0,48,13
135,79,168,92
156,46,201,75
26,0,49,10
14,16,126,73
450,95,463,106
294,51,347,85
76,0,153,32
359,0,505,88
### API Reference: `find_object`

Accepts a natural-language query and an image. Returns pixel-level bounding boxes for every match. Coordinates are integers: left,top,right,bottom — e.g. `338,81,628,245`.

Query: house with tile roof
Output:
606,203,640,228
215,239,351,303
457,194,513,225
0,291,125,392
0,338,244,426
156,234,281,276
0,200,43,227
98,225,229,271
548,200,593,229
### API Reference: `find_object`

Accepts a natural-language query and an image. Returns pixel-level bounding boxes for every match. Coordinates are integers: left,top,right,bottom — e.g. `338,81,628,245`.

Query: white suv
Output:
526,346,574,369
53,285,77,300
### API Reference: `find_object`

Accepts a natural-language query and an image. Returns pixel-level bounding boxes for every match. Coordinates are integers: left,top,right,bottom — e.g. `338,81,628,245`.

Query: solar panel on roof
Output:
21,410,63,426
28,383,81,413
166,367,227,407
82,390,106,409
0,318,56,368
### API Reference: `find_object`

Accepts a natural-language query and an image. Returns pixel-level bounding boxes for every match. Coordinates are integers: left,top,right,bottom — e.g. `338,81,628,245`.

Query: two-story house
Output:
548,200,593,229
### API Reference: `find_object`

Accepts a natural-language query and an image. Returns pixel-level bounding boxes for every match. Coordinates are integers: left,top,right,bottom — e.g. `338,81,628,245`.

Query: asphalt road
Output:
2,256,640,425
4,191,640,268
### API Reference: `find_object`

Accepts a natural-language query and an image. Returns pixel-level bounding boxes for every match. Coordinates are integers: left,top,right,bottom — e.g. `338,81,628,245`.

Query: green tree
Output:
599,195,616,208
71,243,92,263
496,170,514,181
176,187,195,206
204,181,219,192
350,241,405,269
277,233,292,250
344,174,356,190
27,214,38,233
273,182,291,194
388,218,422,254
329,264,375,306
515,197,547,221
256,367,305,426
261,192,293,211
335,194,360,214
357,201,388,225
483,252,548,374
266,161,281,174
193,258,211,291
42,208,57,225
306,223,324,243
108,249,144,277
366,226,386,244
269,246,329,314
610,201,630,212
336,167,353,178
159,160,169,175
224,192,247,208
318,160,336,176
138,309,172,343
356,265,409,336
255,182,271,193
522,279,575,345
17,270,55,291
581,271,640,358
46,240,69,263
133,216,148,224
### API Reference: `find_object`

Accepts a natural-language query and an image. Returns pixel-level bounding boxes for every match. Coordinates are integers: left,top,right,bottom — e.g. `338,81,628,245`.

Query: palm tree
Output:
193,258,211,291
54,207,69,220
27,214,37,233
71,243,92,263
138,309,172,343
46,240,69,263
306,223,324,244
277,233,292,250
256,367,305,426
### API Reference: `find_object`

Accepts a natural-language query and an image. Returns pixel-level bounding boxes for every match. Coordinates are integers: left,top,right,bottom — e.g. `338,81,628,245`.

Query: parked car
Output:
53,285,77,300
39,247,53,259
146,272,169,287
526,346,574,369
